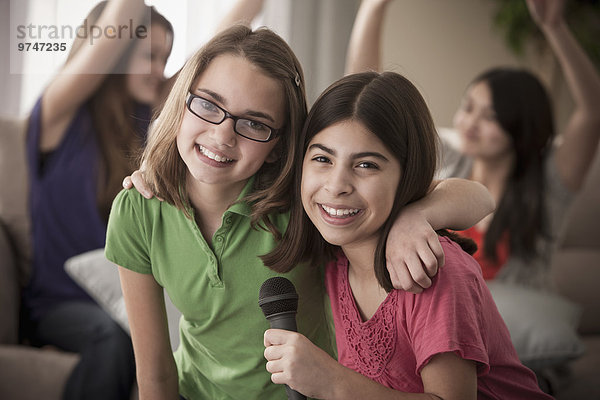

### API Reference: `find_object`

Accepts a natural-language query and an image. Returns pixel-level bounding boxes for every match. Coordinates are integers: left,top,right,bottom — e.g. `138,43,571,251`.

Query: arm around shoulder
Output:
384,178,493,292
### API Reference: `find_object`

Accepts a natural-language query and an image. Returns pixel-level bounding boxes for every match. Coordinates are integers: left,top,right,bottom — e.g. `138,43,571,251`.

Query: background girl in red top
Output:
345,0,600,288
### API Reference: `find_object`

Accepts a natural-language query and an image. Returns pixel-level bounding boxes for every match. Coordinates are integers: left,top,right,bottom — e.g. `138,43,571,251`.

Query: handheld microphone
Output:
259,277,306,400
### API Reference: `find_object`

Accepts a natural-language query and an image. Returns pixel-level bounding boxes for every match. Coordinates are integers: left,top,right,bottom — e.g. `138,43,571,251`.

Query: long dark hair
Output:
263,71,474,291
473,68,554,261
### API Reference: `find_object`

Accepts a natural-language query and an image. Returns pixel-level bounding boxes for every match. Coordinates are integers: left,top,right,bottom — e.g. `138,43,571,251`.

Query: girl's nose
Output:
324,166,353,196
211,118,237,147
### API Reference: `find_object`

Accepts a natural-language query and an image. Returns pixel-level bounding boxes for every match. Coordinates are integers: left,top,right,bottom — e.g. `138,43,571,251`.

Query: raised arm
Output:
118,267,178,400
345,0,392,75
528,0,600,191
385,179,494,292
41,0,147,152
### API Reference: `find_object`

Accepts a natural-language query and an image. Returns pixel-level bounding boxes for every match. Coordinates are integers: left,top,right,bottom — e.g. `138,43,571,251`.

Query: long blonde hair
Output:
141,25,307,237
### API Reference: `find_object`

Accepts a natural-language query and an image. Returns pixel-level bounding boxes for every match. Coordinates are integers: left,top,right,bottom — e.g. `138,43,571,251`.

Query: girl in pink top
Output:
262,72,553,399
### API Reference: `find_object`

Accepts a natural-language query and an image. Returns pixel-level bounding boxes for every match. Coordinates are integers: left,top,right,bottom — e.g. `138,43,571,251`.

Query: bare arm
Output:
264,330,476,400
527,0,600,191
345,0,392,75
41,0,147,152
385,179,494,292
119,267,179,400
413,179,494,231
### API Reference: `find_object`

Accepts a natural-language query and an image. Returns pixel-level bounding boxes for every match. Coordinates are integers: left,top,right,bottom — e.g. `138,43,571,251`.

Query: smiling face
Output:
176,54,284,195
301,120,401,251
453,81,513,161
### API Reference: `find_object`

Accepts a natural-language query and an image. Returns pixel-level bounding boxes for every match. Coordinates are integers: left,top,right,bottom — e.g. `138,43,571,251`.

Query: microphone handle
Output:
267,313,306,400
268,312,298,331
285,385,307,400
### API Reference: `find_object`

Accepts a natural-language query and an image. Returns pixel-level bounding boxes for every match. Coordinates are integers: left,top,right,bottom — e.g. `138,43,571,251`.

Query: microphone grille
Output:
258,277,299,317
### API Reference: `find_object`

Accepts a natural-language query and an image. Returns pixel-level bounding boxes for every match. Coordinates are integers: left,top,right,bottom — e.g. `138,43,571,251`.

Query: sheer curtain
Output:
2,0,359,118
155,0,360,105
280,0,359,105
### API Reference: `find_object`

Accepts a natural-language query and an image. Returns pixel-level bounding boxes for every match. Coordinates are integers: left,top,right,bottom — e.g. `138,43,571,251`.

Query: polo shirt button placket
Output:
208,257,223,287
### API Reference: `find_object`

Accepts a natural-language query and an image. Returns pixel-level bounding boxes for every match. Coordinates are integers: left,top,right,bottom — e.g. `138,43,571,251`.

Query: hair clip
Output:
294,72,301,87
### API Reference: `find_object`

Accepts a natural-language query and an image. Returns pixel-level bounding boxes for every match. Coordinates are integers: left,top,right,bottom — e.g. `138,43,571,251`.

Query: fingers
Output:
428,234,445,270
263,328,292,347
265,357,289,386
389,260,424,294
404,251,433,288
122,176,133,189
264,329,294,385
131,170,152,199
127,170,163,201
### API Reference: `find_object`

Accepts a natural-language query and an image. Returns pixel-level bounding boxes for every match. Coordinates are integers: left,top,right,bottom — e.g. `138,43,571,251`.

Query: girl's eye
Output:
357,161,378,169
199,99,219,113
242,119,269,133
312,156,330,164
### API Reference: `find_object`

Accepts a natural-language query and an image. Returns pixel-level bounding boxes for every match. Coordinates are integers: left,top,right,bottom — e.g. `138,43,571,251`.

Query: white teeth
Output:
198,145,233,163
321,204,360,218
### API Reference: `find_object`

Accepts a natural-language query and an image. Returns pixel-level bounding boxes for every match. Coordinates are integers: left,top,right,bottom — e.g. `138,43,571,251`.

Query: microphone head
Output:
258,277,299,318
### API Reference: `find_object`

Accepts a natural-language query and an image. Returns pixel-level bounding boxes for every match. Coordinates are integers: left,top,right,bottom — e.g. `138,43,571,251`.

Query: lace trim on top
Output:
338,258,397,379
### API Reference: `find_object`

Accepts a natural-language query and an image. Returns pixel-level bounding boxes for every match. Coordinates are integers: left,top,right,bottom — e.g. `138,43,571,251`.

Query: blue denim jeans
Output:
33,301,135,400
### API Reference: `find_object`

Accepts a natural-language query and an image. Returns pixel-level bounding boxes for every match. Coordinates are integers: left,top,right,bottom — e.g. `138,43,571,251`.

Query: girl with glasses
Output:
107,22,495,399
263,71,553,400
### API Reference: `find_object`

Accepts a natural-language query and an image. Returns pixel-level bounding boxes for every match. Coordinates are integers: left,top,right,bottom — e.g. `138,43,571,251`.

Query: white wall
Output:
380,0,572,131
1,0,356,118
3,0,575,128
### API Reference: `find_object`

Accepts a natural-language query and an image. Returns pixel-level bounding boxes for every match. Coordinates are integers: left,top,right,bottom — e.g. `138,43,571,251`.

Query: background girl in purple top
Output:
23,1,173,399
263,72,552,399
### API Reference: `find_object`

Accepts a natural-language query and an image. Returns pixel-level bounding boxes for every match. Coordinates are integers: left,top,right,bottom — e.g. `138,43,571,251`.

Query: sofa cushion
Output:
0,117,31,285
552,249,600,334
488,282,585,371
0,345,78,400
64,249,182,350
0,221,20,344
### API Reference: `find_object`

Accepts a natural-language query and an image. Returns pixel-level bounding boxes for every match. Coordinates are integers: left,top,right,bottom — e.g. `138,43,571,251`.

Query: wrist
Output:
327,364,353,400
540,18,567,37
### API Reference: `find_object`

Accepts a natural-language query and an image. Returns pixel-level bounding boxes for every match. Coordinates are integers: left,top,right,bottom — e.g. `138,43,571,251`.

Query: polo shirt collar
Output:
227,176,255,217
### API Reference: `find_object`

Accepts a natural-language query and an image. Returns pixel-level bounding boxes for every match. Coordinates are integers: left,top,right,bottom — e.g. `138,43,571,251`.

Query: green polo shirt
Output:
105,179,334,400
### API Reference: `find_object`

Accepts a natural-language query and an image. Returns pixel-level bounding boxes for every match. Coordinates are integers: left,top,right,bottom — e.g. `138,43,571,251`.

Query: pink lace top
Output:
325,237,553,399
335,263,398,379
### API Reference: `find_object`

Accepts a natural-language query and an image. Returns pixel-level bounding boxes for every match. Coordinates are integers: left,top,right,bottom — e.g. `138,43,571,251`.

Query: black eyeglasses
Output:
186,93,281,142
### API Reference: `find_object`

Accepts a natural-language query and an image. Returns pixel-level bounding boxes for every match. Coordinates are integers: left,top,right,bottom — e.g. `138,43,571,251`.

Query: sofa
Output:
1,116,599,399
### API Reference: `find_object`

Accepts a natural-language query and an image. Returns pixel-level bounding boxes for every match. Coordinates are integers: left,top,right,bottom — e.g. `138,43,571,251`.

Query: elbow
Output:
476,181,495,216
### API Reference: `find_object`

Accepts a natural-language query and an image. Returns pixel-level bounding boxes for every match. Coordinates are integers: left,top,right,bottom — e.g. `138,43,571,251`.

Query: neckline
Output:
340,256,395,325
